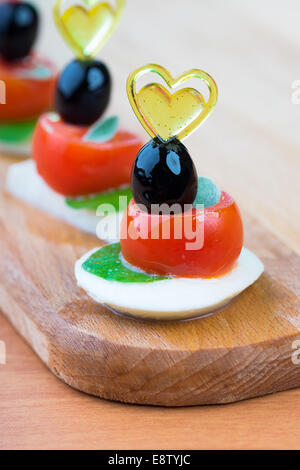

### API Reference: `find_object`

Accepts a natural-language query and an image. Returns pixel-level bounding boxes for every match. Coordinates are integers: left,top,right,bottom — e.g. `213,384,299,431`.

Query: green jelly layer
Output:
0,119,37,143
66,186,133,212
82,243,169,283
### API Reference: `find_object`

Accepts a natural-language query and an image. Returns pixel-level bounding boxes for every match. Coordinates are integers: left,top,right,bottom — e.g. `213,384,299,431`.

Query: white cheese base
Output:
0,140,31,157
75,247,264,321
6,160,123,243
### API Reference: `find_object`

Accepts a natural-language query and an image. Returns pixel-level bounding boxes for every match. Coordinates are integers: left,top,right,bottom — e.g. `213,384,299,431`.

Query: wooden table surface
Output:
1,0,300,449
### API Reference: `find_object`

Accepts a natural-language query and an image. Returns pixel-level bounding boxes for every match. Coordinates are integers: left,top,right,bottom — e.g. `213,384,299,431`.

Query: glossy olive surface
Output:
0,2,39,62
55,59,111,126
131,138,198,213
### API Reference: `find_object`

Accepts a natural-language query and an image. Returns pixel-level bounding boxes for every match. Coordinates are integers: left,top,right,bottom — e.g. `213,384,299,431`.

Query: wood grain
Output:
0,156,299,407
1,310,300,451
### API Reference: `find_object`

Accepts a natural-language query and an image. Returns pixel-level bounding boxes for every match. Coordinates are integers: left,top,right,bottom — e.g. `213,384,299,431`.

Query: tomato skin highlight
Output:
0,54,56,121
120,192,244,278
33,113,144,196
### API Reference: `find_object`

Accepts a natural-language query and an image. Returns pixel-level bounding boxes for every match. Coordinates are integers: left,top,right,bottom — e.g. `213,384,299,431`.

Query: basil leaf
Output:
83,116,119,143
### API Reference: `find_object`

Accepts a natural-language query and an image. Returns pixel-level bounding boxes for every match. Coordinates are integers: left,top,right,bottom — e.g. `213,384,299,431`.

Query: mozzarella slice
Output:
6,160,123,242
75,247,264,320
0,140,31,157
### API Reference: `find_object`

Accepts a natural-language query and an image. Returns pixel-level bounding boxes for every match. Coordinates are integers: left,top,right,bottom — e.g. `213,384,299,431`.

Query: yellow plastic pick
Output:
127,64,218,142
53,0,125,59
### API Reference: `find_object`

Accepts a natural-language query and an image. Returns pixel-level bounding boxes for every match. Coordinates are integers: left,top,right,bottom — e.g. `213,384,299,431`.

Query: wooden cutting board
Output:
0,156,299,407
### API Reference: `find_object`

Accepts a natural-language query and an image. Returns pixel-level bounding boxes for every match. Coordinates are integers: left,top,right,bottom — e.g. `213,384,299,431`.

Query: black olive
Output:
55,59,111,126
0,1,39,62
131,138,198,214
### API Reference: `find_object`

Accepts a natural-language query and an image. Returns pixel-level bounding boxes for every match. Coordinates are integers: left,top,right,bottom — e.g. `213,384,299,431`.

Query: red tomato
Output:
33,113,144,196
0,54,56,122
120,192,244,278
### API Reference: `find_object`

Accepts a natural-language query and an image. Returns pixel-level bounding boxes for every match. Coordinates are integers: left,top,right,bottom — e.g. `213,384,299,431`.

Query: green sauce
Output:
66,186,132,212
82,243,169,283
0,119,37,143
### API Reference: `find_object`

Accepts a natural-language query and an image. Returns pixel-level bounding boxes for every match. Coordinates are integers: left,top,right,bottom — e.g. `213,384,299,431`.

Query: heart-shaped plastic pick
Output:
53,0,125,58
127,64,218,142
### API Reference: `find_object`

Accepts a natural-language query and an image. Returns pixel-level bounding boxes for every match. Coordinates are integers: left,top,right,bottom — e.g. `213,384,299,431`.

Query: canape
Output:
0,1,56,156
6,0,143,240
75,64,264,320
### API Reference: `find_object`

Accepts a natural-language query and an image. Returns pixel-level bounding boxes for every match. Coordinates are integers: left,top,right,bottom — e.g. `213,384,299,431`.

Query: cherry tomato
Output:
33,113,144,196
120,192,244,278
0,54,56,121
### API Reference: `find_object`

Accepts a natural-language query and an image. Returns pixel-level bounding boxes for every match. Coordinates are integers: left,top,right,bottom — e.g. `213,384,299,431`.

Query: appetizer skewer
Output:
0,0,56,156
6,0,143,240
75,64,264,320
